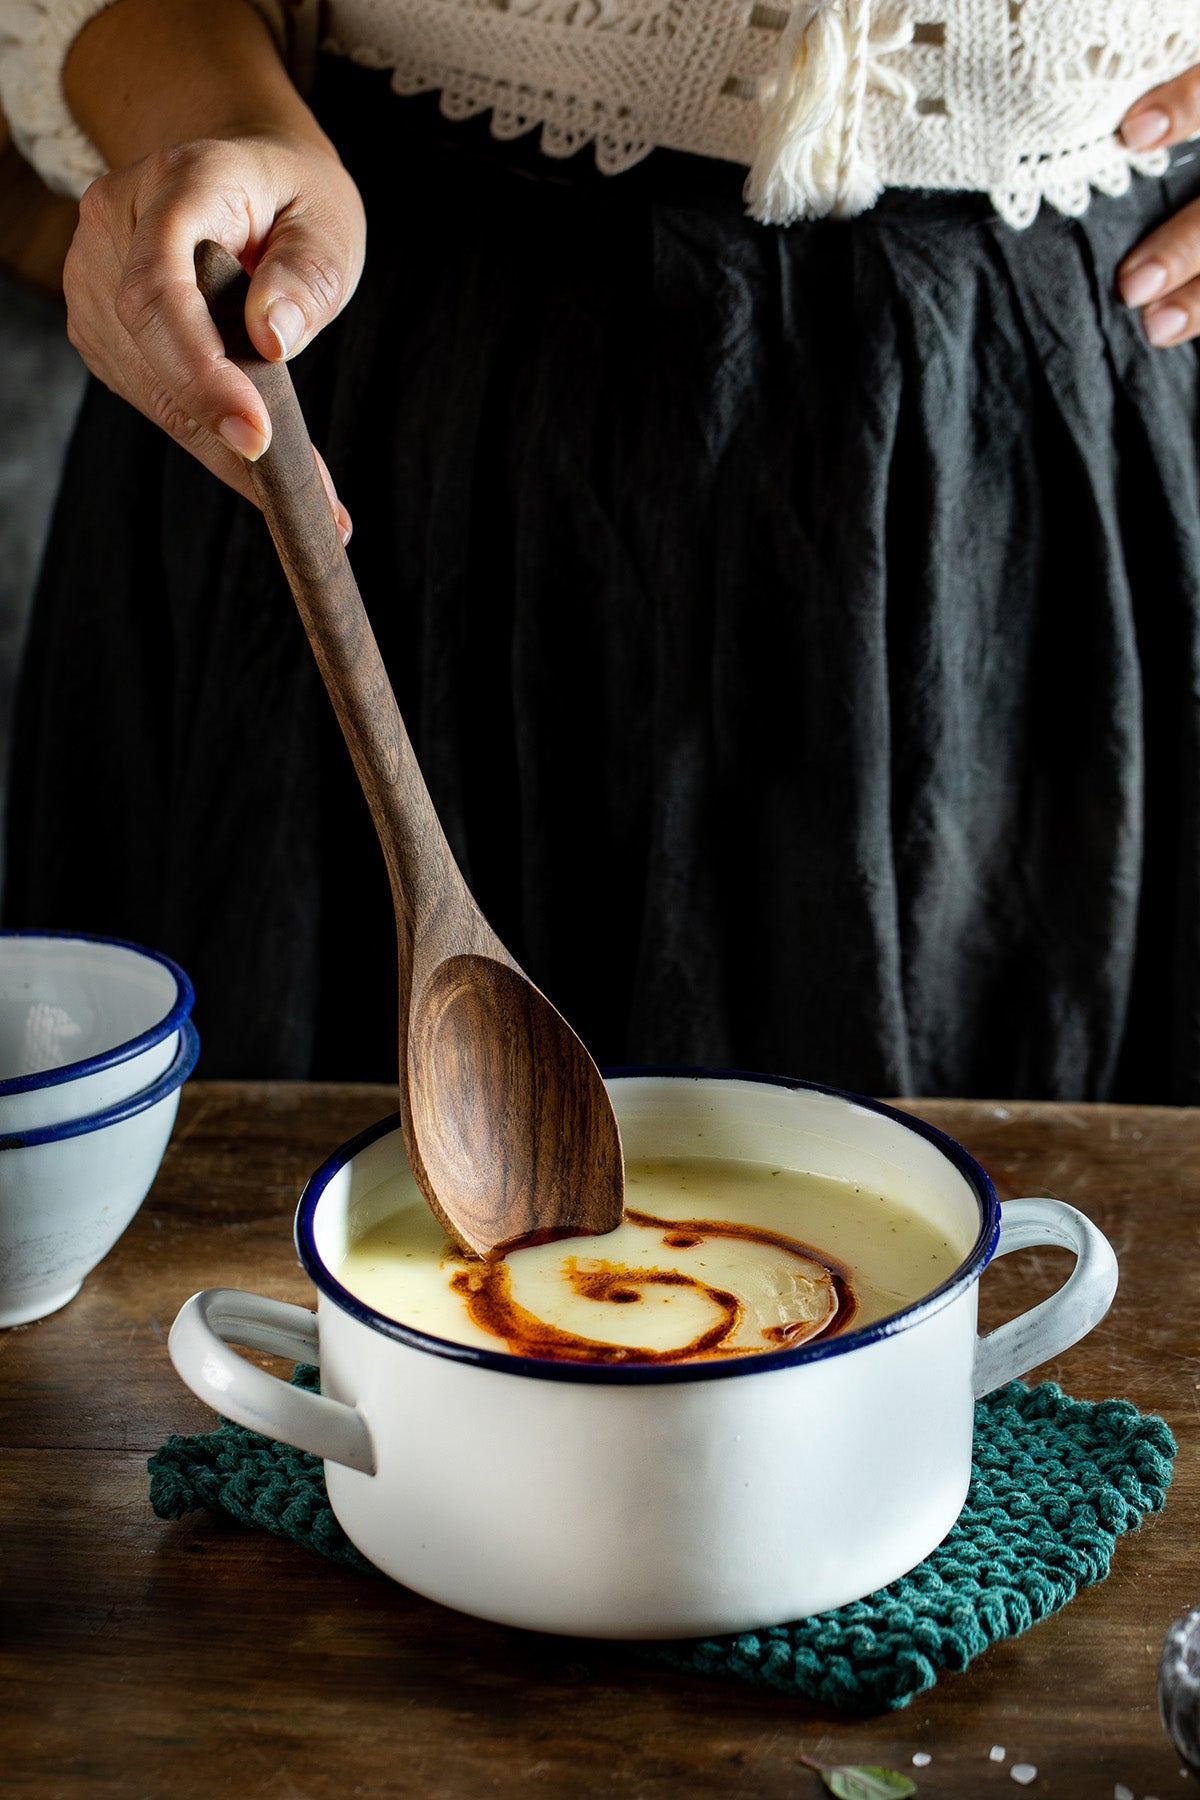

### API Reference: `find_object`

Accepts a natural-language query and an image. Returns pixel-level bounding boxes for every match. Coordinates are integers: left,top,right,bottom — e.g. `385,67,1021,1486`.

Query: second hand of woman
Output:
1120,66,1200,345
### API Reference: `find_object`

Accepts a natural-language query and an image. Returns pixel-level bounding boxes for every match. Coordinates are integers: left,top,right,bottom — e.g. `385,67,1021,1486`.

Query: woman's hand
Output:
1118,66,1200,347
60,0,364,531
64,130,365,531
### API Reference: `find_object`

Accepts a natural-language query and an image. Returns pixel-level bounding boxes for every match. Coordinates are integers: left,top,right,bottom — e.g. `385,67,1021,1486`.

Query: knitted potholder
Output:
148,1374,1174,1711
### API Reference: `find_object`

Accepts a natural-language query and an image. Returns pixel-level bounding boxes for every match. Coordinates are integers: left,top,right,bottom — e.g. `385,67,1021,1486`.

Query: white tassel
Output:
745,0,913,227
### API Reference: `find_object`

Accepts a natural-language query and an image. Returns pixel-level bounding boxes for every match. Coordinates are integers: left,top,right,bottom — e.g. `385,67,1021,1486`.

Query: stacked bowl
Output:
0,931,198,1326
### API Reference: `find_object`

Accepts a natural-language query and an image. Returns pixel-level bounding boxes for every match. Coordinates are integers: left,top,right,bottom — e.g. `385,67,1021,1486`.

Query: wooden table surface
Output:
2,1081,1197,1799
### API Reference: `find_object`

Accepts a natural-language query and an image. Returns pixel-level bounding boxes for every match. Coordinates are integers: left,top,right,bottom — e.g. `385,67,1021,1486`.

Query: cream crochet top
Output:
2,0,1199,227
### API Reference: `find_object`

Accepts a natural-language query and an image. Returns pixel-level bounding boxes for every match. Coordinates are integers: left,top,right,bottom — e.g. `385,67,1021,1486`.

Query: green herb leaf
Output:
820,1766,917,1800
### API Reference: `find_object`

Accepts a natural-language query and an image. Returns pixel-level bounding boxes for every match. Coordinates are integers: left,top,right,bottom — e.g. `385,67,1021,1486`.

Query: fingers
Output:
63,135,365,520
115,190,272,457
1120,63,1200,154
68,145,275,467
1117,194,1200,348
65,239,260,505
242,163,367,364
1116,63,1200,347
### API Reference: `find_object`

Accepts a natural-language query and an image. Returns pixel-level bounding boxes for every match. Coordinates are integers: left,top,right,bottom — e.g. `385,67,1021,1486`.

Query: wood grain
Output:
194,243,624,1260
1,1084,1196,1798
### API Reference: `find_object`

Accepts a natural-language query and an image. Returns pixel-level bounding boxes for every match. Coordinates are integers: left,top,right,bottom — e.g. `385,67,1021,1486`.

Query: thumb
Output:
243,197,365,364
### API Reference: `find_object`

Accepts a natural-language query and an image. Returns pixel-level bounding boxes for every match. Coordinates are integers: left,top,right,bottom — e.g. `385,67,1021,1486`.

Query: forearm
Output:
63,0,328,167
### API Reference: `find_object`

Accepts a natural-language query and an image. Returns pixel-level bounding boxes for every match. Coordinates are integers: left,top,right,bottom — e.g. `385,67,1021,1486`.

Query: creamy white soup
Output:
334,1157,962,1366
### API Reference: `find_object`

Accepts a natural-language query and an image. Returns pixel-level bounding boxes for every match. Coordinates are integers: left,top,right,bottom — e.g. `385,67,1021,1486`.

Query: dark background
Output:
0,114,87,904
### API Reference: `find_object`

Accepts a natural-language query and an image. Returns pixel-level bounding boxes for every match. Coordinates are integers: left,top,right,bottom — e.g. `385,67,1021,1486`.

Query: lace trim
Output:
0,0,121,195
2,0,1198,224
997,0,1200,226
328,0,1200,228
337,38,657,172
1013,0,1200,83
325,1,709,175
990,141,1172,232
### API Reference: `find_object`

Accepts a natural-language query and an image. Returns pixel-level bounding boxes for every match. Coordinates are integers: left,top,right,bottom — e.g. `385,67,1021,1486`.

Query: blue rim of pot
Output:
0,1019,200,1149
0,929,195,1097
294,1067,1002,1386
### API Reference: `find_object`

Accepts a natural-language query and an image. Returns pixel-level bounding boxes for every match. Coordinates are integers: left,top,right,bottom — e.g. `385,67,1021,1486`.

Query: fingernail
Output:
1121,106,1171,151
337,505,353,547
266,297,306,360
1144,302,1190,347
1122,107,1165,151
1119,259,1168,307
218,414,269,460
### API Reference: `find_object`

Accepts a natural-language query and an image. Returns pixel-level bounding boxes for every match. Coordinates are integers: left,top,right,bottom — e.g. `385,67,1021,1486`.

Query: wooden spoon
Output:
196,241,624,1260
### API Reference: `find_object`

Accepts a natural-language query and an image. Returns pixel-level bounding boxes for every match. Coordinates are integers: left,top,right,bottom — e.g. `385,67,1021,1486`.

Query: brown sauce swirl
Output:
447,1208,857,1365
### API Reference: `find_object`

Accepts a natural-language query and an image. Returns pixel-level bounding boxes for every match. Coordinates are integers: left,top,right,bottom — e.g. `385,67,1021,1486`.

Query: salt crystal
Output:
1010,1766,1038,1787
1115,1786,1134,1800
911,1752,932,1768
990,1747,1007,1763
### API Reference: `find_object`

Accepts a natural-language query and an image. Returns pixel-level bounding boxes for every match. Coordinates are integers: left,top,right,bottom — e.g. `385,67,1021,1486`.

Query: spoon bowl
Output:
408,954,626,1254
196,242,623,1260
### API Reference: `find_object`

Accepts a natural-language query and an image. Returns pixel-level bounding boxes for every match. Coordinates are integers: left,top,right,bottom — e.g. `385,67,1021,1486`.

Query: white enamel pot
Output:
169,1071,1118,1639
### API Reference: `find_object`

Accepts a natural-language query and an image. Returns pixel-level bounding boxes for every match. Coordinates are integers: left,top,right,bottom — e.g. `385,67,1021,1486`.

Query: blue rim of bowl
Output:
0,929,195,1097
294,1066,1002,1386
0,1018,200,1149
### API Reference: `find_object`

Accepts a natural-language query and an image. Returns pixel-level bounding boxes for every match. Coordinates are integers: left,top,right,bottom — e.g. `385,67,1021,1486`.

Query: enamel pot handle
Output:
973,1197,1118,1398
169,1288,376,1474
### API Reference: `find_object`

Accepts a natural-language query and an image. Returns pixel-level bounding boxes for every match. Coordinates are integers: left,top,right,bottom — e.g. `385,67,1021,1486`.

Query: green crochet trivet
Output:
148,1373,1175,1712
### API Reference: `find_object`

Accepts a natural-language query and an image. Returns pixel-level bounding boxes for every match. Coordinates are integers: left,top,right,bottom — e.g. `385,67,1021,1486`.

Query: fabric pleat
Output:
6,62,1200,1099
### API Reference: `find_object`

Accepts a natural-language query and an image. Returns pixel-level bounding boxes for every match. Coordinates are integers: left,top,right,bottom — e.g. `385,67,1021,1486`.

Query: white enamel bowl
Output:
0,1019,199,1327
0,931,194,1131
170,1071,1118,1639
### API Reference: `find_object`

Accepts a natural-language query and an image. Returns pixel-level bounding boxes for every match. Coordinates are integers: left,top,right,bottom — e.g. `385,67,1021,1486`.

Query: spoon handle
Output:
194,240,452,931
